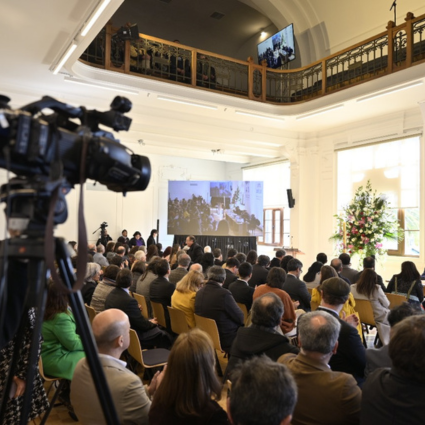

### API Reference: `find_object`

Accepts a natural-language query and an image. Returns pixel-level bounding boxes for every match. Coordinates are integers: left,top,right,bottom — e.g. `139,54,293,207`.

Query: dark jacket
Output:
360,368,425,424
283,274,311,311
149,276,175,330
228,279,255,311
104,287,156,338
227,325,298,377
269,258,282,269
147,235,156,247
223,268,238,289
128,237,145,248
168,267,188,285
317,307,366,385
186,243,203,264
352,269,386,292
248,264,269,288
195,280,244,351
81,281,96,306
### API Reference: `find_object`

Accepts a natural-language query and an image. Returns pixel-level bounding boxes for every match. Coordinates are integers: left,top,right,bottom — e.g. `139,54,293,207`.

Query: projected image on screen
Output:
168,181,263,236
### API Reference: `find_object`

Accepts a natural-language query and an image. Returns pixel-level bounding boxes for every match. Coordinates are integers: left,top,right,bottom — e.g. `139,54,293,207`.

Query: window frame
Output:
258,208,284,246
388,209,420,257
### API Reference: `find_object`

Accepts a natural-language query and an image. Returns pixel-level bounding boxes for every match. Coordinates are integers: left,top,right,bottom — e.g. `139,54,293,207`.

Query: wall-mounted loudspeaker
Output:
287,189,295,208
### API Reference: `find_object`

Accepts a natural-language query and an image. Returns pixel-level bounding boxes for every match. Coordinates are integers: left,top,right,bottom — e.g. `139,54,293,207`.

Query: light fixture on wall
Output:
157,96,218,110
80,0,111,36
260,28,267,37
52,43,78,75
295,104,344,121
356,80,424,103
235,111,284,122
63,76,140,94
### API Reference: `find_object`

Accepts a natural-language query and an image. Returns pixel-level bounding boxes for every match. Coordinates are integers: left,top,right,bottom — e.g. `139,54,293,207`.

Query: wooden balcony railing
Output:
80,12,425,104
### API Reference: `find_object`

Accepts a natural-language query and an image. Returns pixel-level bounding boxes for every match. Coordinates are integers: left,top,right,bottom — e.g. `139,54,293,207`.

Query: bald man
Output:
189,263,203,273
71,309,163,424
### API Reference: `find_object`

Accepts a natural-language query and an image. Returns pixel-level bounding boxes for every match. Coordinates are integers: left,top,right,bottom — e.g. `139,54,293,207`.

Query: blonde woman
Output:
171,270,204,328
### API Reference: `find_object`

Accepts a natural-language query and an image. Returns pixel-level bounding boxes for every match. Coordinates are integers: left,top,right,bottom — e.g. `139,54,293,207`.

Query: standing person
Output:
351,269,390,344
386,261,424,309
185,235,204,264
147,229,158,247
129,231,145,248
149,329,228,425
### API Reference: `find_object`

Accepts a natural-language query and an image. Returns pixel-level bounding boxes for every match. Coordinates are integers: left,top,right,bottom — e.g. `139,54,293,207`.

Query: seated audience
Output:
339,253,358,283
90,265,120,313
68,241,78,256
351,256,386,291
317,277,366,385
195,266,244,352
134,250,146,263
168,253,190,285
128,231,145,248
316,252,328,265
283,259,311,311
93,243,109,267
81,262,101,305
361,315,425,424
136,257,161,318
171,269,204,328
330,258,351,284
204,245,212,253
117,229,129,245
270,249,285,269
149,259,175,330
213,248,223,266
235,252,247,265
105,269,170,348
246,250,258,266
228,356,297,425
280,255,293,272
105,241,116,261
163,246,172,261
170,249,185,270
200,252,215,278
365,302,421,377
169,244,181,268
129,260,146,293
88,243,96,257
351,269,390,344
149,329,228,425
146,244,159,262
248,255,270,288
222,248,237,268
279,311,361,425
110,255,125,269
312,265,363,339
227,293,298,377
71,309,163,424
223,257,240,289
156,243,164,258
253,267,296,334
228,262,255,311
190,263,203,273
302,261,323,289
386,261,424,309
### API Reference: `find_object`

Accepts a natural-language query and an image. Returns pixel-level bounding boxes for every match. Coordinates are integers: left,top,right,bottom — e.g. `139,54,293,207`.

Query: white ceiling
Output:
1,0,425,164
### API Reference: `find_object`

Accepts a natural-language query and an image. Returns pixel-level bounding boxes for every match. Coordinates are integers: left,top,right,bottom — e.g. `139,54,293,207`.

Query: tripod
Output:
0,180,119,424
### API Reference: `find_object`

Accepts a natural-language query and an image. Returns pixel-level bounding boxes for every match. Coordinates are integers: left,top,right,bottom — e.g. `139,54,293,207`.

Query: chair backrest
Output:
38,357,57,382
84,303,97,324
310,300,319,311
167,306,191,334
128,328,144,366
150,301,167,328
132,293,150,319
236,303,248,325
128,329,169,369
194,314,223,352
386,293,406,309
354,299,376,326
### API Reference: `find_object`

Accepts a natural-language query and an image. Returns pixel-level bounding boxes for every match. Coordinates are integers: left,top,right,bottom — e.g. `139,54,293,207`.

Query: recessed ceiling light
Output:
235,111,284,122
356,81,424,102
157,96,217,110
296,104,344,120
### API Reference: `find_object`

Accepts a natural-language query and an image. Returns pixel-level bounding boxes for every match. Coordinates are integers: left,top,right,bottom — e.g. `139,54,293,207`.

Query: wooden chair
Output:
150,301,167,328
354,299,377,346
236,302,250,326
132,293,150,319
307,288,313,295
127,329,169,370
386,293,406,309
84,303,97,324
38,357,66,425
167,306,191,334
194,314,226,376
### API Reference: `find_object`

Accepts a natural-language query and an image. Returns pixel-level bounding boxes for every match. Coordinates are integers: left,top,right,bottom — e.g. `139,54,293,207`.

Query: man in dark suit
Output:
361,315,425,424
213,248,224,266
228,262,255,311
168,253,190,285
248,255,270,288
282,258,311,311
339,253,358,283
149,259,175,331
279,311,361,424
104,268,170,348
351,256,386,291
269,249,286,269
185,235,203,264
195,265,244,352
317,277,365,385
330,258,351,284
223,257,240,289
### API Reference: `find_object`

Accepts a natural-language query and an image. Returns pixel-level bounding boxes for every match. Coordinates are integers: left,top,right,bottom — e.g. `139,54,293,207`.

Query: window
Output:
337,136,420,256
258,208,284,246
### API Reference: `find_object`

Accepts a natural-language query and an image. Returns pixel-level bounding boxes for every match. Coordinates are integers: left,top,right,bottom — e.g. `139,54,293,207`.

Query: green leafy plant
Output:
330,181,404,259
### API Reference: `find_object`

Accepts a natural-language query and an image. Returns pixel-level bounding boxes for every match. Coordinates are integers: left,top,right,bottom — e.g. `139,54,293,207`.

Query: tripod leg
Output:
55,238,119,425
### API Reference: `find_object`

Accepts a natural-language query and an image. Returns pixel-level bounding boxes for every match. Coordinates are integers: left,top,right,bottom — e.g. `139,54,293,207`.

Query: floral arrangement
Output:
331,181,403,259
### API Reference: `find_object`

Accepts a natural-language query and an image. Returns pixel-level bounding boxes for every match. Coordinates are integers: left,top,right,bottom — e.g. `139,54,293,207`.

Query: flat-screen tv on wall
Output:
168,180,263,237
257,23,295,68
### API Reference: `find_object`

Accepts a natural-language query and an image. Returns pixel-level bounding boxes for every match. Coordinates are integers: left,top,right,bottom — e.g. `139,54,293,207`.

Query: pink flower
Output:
348,244,354,249
375,243,383,249
367,217,373,222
